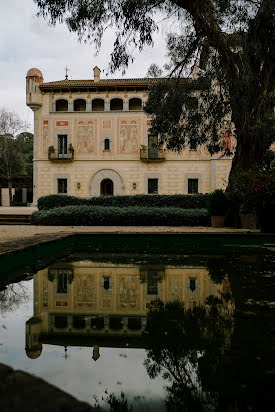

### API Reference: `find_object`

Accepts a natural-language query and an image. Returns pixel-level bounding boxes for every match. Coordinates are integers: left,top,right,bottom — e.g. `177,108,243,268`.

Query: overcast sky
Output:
0,0,169,132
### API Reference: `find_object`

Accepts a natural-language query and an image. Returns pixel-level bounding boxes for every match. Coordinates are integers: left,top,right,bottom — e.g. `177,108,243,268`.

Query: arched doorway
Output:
90,169,123,197
100,179,114,195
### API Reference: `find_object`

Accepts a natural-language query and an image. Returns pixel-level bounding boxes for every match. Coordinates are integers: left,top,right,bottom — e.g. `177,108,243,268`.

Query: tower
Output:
26,68,43,205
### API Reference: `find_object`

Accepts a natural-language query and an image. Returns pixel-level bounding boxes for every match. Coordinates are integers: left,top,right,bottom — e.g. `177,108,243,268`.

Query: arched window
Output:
129,98,142,110
56,99,68,112
74,99,86,111
92,98,104,111
104,138,110,151
100,179,114,195
110,98,123,111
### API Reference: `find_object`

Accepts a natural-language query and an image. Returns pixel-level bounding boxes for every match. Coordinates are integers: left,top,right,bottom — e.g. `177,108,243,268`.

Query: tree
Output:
0,109,29,206
0,282,29,314
34,1,275,184
146,63,163,78
15,132,34,175
144,297,235,411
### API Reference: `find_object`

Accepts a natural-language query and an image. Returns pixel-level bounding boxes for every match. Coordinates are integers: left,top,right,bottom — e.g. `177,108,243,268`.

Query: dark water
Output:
0,249,274,411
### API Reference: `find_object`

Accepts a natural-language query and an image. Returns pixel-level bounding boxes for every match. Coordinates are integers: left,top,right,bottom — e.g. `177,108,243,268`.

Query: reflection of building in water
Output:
26,261,225,359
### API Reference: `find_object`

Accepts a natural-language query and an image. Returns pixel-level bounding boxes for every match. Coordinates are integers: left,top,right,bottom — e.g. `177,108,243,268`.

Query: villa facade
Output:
25,260,229,359
26,67,233,204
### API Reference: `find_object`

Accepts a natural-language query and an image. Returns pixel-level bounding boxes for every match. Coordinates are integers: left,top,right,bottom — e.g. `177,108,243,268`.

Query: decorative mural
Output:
76,120,96,153
103,120,111,129
76,274,96,307
167,277,183,301
42,120,49,155
119,275,138,308
42,275,48,307
56,121,68,127
119,120,140,153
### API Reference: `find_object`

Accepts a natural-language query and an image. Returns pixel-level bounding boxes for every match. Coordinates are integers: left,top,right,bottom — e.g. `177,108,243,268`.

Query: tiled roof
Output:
40,77,190,90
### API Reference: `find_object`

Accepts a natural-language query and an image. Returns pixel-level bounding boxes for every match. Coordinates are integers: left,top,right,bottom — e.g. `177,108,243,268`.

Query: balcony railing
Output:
140,148,166,162
48,152,74,161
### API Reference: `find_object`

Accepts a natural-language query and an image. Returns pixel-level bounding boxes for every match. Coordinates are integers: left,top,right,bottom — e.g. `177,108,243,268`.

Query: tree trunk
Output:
226,128,270,192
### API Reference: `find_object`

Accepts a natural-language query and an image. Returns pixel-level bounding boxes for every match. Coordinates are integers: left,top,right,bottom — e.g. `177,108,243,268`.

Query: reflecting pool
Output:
0,250,274,411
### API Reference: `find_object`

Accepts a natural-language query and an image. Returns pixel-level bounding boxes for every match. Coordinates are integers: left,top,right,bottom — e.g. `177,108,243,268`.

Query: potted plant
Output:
48,145,55,159
239,202,257,230
207,189,229,228
68,143,74,159
236,167,275,232
140,144,148,159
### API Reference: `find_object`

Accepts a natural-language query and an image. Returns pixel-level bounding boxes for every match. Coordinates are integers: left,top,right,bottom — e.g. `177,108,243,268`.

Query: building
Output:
26,67,233,205
25,260,230,359
0,175,33,206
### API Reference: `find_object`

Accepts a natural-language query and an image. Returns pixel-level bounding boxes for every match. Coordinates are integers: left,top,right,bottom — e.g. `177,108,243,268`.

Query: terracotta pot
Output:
67,152,72,159
211,216,225,228
240,213,257,230
49,152,55,159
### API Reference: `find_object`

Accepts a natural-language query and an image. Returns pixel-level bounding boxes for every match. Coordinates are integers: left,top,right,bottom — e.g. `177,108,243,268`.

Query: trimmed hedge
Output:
30,205,211,226
37,194,209,211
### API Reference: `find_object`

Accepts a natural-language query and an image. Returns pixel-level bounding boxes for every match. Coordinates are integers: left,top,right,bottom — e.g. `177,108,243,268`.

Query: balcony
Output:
140,148,166,162
48,146,74,162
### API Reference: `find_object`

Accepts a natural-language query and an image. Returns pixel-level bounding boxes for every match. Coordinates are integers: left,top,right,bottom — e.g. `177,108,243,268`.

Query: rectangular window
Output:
58,135,67,158
57,272,68,294
189,278,196,292
189,137,198,151
148,178,158,194
147,271,158,295
58,178,67,194
188,179,198,194
103,277,110,291
104,138,110,151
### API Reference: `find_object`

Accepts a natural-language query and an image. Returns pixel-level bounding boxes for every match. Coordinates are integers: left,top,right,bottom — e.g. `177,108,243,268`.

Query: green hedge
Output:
37,194,209,211
30,205,210,226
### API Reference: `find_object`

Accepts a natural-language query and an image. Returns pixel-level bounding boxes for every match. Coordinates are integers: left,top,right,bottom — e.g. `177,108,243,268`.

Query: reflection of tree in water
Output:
0,282,29,314
144,295,235,412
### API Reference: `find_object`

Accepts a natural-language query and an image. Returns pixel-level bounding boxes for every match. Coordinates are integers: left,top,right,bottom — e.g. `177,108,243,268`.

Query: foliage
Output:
68,143,74,154
0,108,31,204
48,145,55,155
146,63,163,78
234,168,275,212
30,205,210,226
0,136,25,178
207,189,229,215
144,297,235,411
37,193,210,211
15,132,33,175
0,282,29,314
34,0,275,180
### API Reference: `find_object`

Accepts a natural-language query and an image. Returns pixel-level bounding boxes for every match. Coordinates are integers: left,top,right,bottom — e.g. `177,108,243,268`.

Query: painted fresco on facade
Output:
119,275,138,308
76,120,96,153
42,120,49,155
119,120,140,153
76,274,96,307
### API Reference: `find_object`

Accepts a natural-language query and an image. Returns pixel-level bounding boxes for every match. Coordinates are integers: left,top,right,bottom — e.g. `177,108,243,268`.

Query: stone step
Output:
0,214,30,225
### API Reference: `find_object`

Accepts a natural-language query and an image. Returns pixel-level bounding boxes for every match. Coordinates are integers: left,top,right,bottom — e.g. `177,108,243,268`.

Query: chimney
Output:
93,66,101,83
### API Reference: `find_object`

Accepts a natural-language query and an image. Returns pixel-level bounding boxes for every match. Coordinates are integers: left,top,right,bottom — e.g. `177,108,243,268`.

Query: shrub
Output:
207,189,229,216
30,205,211,226
37,194,209,211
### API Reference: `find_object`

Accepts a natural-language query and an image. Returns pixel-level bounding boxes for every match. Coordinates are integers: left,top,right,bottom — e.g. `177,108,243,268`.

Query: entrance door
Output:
100,179,114,195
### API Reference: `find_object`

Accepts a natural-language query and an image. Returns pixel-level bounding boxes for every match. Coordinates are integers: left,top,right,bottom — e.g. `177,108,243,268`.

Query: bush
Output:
207,190,229,216
30,205,211,226
37,194,209,211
